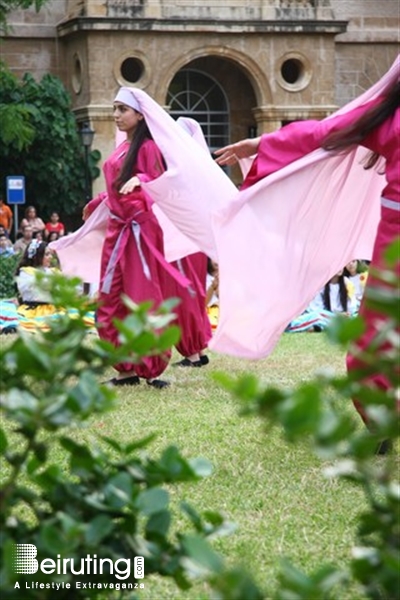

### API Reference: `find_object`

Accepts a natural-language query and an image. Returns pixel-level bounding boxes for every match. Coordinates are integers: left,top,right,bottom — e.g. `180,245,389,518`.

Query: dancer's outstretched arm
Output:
214,137,261,166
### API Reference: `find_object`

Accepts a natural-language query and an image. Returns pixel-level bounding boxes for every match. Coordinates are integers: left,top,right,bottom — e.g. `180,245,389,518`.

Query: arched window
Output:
167,69,229,153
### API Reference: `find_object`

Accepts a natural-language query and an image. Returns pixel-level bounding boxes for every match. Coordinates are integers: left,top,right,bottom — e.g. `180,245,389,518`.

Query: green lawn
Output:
75,331,370,599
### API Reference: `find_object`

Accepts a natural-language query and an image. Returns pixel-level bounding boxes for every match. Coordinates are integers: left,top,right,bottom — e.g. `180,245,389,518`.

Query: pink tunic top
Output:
88,138,164,220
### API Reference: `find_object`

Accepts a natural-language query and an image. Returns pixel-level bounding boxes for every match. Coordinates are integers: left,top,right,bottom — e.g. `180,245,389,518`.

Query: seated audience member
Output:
205,258,219,331
286,269,358,333
0,240,54,333
344,259,368,307
0,225,10,239
47,231,60,243
0,240,95,334
44,212,65,239
14,240,61,331
19,205,45,237
0,233,15,256
14,224,34,255
34,231,44,242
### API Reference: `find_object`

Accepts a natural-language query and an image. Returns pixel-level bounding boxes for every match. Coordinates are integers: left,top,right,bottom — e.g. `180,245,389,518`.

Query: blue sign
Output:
7,176,25,205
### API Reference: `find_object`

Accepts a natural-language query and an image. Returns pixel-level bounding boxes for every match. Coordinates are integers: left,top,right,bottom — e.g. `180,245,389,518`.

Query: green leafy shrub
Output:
0,253,19,298
218,240,399,600
0,273,262,599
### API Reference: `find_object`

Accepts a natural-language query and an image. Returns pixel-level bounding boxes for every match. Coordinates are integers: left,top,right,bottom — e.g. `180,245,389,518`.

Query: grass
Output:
77,332,370,599
4,329,392,599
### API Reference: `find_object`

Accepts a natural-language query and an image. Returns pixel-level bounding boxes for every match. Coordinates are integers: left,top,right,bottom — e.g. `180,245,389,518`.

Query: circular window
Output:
71,53,82,94
114,51,151,88
276,53,312,92
120,57,144,84
281,59,303,85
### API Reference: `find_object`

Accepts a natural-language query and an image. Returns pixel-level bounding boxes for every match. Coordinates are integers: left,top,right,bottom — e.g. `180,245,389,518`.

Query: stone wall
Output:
1,0,398,194
0,0,68,80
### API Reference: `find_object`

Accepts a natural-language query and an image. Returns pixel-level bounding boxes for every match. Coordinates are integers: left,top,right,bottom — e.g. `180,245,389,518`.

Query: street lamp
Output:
79,122,95,203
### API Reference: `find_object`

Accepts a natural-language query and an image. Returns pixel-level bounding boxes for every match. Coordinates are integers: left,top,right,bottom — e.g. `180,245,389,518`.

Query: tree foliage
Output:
0,0,50,34
0,64,100,220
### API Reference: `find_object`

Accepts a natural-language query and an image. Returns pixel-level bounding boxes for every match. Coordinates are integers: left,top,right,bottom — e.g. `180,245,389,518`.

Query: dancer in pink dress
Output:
52,59,396,377
169,118,212,367
83,88,182,388
215,69,399,431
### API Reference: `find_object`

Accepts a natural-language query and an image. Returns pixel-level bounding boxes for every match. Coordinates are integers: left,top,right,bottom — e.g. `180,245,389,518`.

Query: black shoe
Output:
200,355,209,366
146,379,170,389
172,358,202,367
375,439,393,455
104,375,140,386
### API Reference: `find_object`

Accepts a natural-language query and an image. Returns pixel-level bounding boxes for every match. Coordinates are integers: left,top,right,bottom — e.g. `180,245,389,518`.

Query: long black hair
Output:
113,119,153,191
16,241,48,275
323,274,348,312
322,79,400,169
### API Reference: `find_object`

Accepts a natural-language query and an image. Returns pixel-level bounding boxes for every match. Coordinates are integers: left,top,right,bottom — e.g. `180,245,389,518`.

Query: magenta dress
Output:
169,252,212,358
93,139,171,379
243,98,399,423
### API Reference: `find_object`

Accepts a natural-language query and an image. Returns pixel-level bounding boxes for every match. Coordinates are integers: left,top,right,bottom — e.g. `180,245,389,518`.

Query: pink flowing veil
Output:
52,55,398,357
49,120,207,281
152,117,211,261
132,55,399,358
49,200,108,284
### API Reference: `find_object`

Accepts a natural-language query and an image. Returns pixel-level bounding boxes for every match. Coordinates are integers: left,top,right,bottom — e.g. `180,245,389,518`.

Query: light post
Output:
79,122,95,203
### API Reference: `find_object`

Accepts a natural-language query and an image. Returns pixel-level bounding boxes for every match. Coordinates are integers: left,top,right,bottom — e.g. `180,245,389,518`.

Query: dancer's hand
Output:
214,137,261,166
82,204,90,221
120,176,141,194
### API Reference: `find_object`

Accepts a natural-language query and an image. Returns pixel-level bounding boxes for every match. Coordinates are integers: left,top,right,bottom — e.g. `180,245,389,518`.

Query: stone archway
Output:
159,48,271,150
158,45,271,108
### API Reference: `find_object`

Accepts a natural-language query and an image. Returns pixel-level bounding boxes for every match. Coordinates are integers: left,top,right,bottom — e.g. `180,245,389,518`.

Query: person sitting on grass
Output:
0,240,95,334
344,259,369,308
286,269,357,333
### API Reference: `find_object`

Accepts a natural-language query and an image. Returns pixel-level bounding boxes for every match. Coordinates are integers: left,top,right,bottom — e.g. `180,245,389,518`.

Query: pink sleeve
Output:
242,98,381,189
135,139,165,184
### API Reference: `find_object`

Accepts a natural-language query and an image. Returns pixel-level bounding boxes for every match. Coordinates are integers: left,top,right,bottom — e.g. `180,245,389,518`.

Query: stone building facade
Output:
2,0,398,191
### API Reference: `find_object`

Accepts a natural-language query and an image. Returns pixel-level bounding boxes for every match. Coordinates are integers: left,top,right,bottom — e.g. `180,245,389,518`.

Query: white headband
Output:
114,88,141,112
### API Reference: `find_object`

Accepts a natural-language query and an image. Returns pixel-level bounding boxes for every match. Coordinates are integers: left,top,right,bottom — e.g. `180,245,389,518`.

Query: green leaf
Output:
104,472,134,509
145,509,171,538
326,314,365,345
157,325,182,351
136,487,169,516
181,534,224,574
188,457,213,478
212,567,265,600
125,433,157,454
384,237,400,266
40,522,70,554
85,515,114,546
180,502,203,533
0,426,8,452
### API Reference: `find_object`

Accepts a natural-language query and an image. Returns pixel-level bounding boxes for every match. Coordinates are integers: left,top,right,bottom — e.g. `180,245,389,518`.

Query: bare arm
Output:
214,137,262,166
